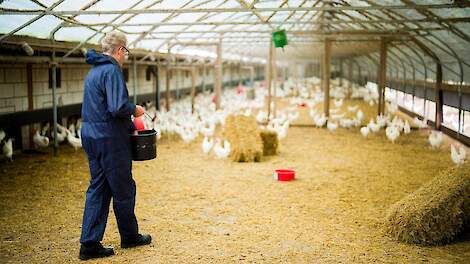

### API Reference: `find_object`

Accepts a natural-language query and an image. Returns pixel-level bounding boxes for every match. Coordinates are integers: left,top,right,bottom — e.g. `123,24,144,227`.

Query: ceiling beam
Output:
1,3,465,15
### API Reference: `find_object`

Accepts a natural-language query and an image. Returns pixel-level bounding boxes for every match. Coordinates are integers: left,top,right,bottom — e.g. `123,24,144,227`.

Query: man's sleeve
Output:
104,66,136,119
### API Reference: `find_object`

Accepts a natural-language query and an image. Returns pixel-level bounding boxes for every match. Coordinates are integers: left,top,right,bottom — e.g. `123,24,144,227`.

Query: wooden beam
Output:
378,38,387,115
339,59,343,86
26,64,34,148
165,54,170,111
348,60,353,90
190,67,196,113
435,63,443,130
322,39,331,119
215,35,222,110
2,4,460,15
266,40,273,120
272,44,278,118
154,65,160,111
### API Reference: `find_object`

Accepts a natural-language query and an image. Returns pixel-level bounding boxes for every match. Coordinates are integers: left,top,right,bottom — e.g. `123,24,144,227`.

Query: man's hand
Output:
134,105,144,117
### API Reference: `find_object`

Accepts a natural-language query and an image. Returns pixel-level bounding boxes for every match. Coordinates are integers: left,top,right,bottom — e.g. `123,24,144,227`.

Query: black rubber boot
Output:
121,234,152,249
79,242,114,260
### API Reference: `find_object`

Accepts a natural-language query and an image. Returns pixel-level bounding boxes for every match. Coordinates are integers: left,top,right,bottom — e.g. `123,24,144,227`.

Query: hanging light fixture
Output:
21,42,34,56
81,47,88,57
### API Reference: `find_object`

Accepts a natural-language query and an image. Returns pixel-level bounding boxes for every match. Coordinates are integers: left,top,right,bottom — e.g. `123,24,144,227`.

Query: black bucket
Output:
129,129,158,161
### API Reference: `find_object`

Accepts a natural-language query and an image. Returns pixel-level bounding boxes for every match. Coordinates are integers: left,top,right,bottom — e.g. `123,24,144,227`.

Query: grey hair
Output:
101,31,127,54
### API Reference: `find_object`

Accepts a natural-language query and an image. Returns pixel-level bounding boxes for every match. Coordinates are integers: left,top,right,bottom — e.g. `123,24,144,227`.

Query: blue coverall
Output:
80,50,139,244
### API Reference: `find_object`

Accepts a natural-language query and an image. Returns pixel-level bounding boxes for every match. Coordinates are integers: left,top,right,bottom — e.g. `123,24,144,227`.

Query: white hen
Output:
360,126,370,138
347,105,359,112
428,131,443,149
214,139,230,159
313,114,327,127
256,111,268,124
334,98,343,108
2,138,13,162
367,119,380,133
403,120,411,134
200,122,215,137
0,129,5,142
34,130,49,148
327,121,338,132
385,125,400,143
413,117,428,129
450,144,466,166
202,136,214,155
66,129,82,151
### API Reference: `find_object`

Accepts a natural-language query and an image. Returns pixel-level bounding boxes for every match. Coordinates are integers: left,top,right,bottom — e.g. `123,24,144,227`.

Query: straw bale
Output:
385,164,470,245
224,115,263,162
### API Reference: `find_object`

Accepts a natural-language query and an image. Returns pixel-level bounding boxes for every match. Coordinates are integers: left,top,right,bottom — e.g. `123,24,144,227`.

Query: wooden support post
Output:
435,63,443,130
51,61,58,156
348,60,353,90
155,64,160,111
378,38,387,115
339,59,343,86
266,40,273,121
322,39,331,119
132,57,138,104
238,64,242,86
201,63,206,93
191,67,196,113
165,55,170,111
229,64,233,88
215,35,222,109
26,64,34,148
272,44,277,118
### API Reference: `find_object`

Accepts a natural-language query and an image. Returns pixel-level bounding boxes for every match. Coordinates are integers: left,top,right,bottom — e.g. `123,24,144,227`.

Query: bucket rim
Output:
129,129,158,137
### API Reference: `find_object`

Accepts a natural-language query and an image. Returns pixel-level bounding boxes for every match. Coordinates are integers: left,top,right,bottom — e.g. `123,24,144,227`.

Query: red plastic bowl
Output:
133,117,145,131
274,169,295,181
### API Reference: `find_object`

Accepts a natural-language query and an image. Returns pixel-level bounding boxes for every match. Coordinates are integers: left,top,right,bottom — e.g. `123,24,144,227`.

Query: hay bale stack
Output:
260,130,279,155
385,164,470,245
224,115,263,162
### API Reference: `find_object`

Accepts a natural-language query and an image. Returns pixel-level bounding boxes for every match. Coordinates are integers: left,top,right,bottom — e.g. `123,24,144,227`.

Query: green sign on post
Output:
272,29,288,49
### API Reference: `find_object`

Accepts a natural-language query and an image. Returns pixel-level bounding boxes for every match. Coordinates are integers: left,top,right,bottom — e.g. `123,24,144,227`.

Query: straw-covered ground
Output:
1,99,470,263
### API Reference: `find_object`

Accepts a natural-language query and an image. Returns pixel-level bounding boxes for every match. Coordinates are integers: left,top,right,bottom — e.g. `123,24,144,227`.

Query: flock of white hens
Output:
0,77,467,166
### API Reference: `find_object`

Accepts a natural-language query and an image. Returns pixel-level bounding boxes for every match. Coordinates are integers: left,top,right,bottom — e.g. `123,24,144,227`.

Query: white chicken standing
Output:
347,105,359,112
450,144,466,166
413,117,428,129
213,139,230,159
403,120,411,134
0,129,5,142
287,111,299,122
327,121,338,132
385,125,400,143
52,124,67,144
2,138,13,162
200,122,215,137
388,102,398,114
202,136,214,155
34,130,49,148
66,129,82,151
334,98,343,108
360,126,370,138
313,113,327,127
367,119,380,133
256,111,268,124
428,130,443,149
276,121,290,140
356,110,364,123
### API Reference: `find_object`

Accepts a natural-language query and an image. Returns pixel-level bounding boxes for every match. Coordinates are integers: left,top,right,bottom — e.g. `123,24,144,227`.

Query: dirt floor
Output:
1,100,470,263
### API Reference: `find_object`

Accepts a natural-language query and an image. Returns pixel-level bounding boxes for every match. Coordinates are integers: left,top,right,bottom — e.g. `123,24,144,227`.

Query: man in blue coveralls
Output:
79,31,151,260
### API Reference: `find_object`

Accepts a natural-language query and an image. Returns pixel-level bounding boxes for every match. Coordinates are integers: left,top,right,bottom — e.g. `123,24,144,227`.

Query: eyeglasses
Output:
120,46,130,56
